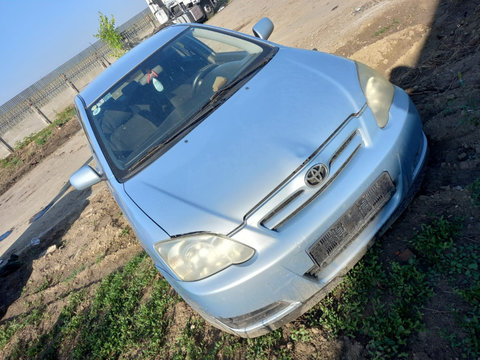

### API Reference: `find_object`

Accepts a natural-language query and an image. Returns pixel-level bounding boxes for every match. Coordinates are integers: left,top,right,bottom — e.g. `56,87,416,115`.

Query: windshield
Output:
87,27,274,180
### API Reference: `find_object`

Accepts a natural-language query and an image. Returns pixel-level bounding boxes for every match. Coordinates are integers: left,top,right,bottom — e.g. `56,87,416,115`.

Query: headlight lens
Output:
355,61,394,128
154,233,255,281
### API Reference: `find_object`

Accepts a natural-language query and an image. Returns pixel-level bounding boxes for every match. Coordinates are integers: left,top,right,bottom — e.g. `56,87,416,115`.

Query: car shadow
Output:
335,0,480,358
0,186,91,319
389,0,480,193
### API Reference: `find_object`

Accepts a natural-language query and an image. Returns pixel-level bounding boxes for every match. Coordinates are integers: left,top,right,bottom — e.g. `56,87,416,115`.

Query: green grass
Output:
303,216,478,359
289,326,312,342
0,306,45,350
95,254,105,264
375,19,399,36
0,320,24,350
120,226,131,237
0,254,178,359
63,264,86,283
407,217,480,358
467,179,480,206
69,254,178,359
20,253,178,359
245,329,290,360
36,279,50,293
0,251,293,359
168,317,213,359
410,216,459,266
454,72,480,127
14,106,75,150
0,156,22,168
1,217,479,359
306,247,432,358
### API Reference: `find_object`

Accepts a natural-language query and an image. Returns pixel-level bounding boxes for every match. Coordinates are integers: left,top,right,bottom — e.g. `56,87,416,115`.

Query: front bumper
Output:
159,87,428,337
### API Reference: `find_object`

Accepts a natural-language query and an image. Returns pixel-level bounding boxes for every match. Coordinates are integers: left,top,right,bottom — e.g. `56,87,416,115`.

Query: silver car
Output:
70,18,427,338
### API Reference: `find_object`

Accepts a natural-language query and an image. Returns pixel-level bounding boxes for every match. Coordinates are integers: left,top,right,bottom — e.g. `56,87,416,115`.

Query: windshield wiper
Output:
128,50,277,173
128,142,165,172
128,103,217,172
209,52,276,104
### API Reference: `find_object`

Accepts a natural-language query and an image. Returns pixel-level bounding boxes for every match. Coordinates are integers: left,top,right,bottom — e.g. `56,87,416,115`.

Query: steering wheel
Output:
192,64,217,93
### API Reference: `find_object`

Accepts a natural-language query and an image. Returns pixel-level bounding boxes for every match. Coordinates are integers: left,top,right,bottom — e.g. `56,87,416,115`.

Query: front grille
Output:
306,172,395,277
260,129,363,231
259,190,304,228
228,107,368,239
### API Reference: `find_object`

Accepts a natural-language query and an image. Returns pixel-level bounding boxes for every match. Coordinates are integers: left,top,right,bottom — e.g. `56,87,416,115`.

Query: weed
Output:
170,317,210,360
36,278,50,292
305,217,463,359
34,129,52,145
306,250,389,337
409,216,459,266
3,253,178,359
459,98,480,126
95,254,105,264
14,106,75,150
63,264,86,282
410,217,479,357
120,226,131,237
0,319,23,349
290,326,312,342
0,306,46,350
440,265,480,358
455,72,480,126
22,291,86,359
2,217,477,359
246,328,286,359
375,19,399,36
0,156,22,168
67,253,177,359
55,106,75,124
467,179,480,206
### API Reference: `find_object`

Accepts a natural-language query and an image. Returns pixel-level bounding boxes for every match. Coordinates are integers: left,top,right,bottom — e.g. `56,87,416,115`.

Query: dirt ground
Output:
0,121,93,262
1,0,479,358
0,119,80,196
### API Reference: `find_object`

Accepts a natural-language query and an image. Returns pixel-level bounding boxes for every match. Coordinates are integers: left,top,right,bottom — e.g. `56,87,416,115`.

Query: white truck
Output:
146,0,218,25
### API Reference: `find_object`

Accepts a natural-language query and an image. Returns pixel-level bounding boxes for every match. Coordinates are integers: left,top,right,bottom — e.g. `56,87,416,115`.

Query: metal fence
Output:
0,8,159,152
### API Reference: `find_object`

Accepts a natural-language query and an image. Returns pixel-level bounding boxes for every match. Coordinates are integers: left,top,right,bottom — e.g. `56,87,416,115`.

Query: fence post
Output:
62,74,79,93
1,12,157,145
122,33,133,49
90,43,109,68
28,100,51,125
148,15,157,31
98,56,109,68
0,136,13,154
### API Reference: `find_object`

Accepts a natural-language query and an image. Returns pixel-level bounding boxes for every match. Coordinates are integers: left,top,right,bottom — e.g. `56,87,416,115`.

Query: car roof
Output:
78,24,188,107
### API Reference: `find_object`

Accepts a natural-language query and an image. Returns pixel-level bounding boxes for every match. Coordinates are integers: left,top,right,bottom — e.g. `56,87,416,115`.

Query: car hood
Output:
124,47,366,236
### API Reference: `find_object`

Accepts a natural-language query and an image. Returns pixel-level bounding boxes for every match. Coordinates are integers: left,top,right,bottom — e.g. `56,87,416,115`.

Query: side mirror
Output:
252,17,274,40
70,165,103,190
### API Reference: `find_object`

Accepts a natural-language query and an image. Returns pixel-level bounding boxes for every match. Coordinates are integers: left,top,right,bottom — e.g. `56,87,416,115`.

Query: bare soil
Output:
0,120,80,197
1,0,479,359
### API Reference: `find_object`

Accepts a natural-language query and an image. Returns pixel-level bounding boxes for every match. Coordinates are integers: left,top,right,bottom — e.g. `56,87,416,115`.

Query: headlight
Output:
154,233,255,282
355,61,394,128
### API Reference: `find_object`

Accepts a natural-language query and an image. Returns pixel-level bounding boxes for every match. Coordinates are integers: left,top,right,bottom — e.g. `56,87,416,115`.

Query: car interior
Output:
88,28,262,170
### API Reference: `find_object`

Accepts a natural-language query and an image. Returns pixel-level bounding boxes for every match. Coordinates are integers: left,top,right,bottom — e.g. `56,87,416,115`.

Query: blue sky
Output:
0,1,148,106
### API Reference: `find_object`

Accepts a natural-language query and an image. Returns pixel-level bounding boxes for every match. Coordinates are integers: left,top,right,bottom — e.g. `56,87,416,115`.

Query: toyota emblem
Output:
305,164,328,187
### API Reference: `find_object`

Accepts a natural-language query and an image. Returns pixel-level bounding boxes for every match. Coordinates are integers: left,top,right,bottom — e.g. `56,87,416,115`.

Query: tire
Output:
204,4,214,15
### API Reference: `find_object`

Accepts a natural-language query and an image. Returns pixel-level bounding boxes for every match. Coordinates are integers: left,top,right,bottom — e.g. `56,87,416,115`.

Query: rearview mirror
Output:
70,165,103,190
252,17,274,40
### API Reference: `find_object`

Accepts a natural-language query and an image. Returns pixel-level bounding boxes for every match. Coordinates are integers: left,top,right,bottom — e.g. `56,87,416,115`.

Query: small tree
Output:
94,12,125,58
